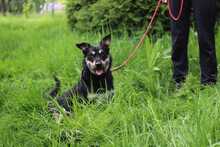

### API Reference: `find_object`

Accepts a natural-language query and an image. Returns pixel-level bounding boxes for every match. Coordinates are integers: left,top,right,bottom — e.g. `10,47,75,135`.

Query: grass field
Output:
1,14,220,147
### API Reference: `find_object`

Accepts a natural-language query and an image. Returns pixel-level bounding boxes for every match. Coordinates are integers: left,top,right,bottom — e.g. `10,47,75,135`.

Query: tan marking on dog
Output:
86,58,96,74
102,56,110,72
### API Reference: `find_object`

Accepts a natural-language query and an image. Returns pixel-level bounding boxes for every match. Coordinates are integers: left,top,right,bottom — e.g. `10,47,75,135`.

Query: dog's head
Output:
76,34,112,76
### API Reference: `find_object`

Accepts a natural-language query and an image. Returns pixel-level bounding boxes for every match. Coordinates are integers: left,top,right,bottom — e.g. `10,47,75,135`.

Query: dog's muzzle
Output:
95,61,104,75
86,56,110,76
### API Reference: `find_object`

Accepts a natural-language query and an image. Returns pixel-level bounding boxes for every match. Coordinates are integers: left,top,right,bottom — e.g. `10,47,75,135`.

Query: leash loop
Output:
168,0,184,21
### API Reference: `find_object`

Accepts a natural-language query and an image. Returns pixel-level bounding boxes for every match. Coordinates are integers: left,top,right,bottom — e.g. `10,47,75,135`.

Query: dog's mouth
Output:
95,68,104,76
86,58,110,76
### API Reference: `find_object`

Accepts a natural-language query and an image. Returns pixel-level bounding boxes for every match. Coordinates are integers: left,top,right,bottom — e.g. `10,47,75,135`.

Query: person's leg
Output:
171,0,191,83
193,0,217,84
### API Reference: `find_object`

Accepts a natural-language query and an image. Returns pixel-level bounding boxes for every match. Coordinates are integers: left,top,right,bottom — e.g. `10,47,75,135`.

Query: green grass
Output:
0,14,220,147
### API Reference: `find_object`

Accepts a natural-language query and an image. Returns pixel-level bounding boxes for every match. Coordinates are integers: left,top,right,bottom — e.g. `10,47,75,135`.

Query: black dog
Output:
49,34,114,113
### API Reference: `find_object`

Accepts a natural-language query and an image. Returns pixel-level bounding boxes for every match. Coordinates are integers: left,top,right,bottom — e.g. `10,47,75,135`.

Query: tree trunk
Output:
51,2,55,16
1,0,7,16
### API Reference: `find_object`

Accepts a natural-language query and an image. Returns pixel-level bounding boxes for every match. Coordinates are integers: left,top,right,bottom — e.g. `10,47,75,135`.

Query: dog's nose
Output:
95,61,102,67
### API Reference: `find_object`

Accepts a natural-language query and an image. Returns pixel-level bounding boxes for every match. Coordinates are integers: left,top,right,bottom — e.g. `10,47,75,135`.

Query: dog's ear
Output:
100,34,111,49
76,43,90,54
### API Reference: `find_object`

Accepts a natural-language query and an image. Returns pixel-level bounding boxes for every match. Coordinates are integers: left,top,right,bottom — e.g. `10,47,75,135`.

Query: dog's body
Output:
49,35,114,112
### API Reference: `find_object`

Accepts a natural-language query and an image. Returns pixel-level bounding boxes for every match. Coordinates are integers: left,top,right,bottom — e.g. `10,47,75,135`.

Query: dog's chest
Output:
90,79,107,90
85,76,110,92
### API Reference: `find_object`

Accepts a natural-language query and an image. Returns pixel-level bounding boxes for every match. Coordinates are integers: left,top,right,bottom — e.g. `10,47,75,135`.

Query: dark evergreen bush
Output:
66,0,169,35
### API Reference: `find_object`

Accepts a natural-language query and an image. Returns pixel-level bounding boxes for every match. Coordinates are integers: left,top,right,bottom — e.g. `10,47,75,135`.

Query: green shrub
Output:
66,0,169,35
23,0,32,17
8,0,45,14
9,0,24,14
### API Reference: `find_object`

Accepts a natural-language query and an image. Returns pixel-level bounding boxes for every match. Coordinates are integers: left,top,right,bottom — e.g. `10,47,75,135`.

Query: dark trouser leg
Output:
171,0,191,83
193,0,217,84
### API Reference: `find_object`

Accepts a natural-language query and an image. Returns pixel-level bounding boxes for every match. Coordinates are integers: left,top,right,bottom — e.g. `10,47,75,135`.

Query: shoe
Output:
201,80,216,86
201,82,216,87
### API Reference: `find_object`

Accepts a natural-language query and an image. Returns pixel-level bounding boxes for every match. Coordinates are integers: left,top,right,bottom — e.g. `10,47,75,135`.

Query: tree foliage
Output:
66,0,220,35
0,0,46,14
66,0,169,35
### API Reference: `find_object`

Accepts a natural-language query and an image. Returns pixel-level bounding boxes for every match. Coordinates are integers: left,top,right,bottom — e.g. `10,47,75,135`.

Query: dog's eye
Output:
101,53,107,60
87,55,94,62
91,51,96,55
